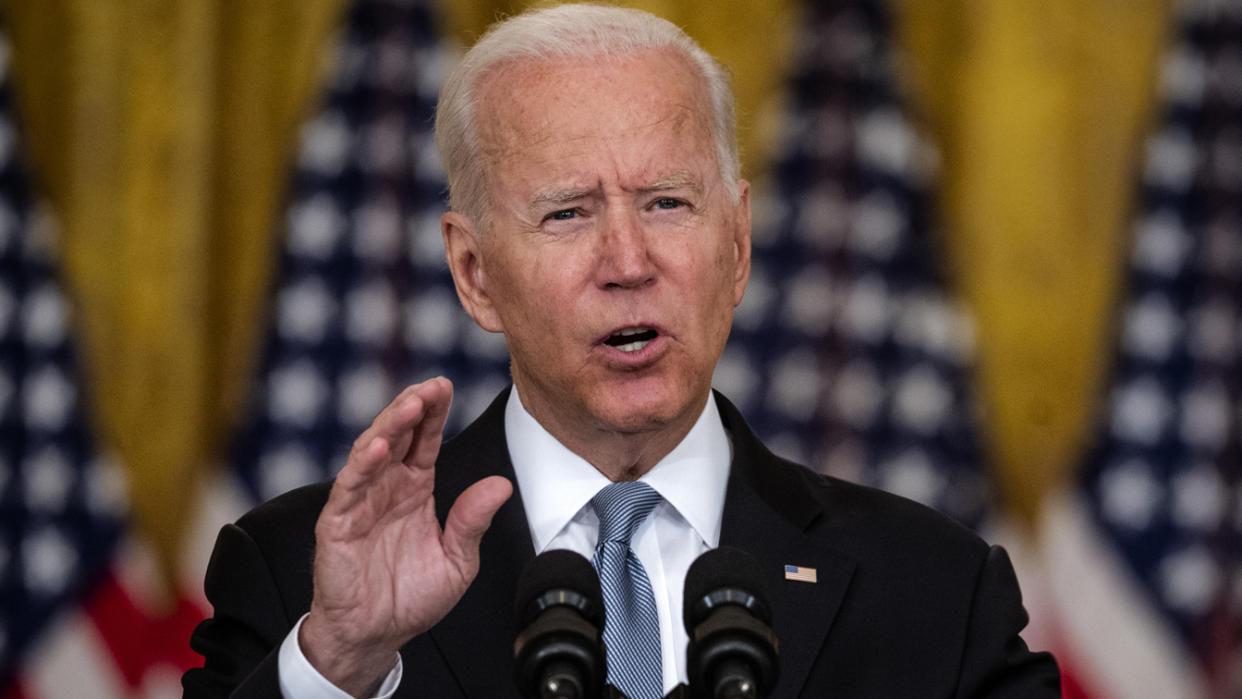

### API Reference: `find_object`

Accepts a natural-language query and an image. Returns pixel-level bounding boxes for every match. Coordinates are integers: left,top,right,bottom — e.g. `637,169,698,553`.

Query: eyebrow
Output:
527,172,705,209
530,187,596,208
636,172,703,194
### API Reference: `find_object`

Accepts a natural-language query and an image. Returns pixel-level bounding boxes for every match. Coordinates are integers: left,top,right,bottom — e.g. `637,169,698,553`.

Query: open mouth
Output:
603,326,659,353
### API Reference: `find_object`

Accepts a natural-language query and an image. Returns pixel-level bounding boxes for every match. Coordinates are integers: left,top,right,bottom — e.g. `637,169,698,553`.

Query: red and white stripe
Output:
994,489,1209,699
7,472,250,699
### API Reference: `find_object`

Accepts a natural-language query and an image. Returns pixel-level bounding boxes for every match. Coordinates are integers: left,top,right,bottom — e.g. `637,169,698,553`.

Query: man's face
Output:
447,49,750,447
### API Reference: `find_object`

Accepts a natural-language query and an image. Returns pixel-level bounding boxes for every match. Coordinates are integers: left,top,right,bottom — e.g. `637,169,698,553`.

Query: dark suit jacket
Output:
183,389,1060,697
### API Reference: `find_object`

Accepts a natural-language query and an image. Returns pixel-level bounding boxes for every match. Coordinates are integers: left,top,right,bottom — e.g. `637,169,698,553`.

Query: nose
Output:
597,208,655,289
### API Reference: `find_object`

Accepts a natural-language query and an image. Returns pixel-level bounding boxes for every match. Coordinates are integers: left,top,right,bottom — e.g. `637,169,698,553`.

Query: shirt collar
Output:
505,386,731,553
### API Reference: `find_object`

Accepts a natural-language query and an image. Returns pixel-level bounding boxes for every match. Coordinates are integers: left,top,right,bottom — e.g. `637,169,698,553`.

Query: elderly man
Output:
184,4,1060,698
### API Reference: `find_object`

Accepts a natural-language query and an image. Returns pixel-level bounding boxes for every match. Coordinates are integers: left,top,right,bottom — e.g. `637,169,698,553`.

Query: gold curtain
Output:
1,0,1171,596
3,0,347,597
897,0,1170,523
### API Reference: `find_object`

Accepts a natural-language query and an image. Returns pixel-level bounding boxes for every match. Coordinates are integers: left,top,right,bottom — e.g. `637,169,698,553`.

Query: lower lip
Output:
596,334,667,368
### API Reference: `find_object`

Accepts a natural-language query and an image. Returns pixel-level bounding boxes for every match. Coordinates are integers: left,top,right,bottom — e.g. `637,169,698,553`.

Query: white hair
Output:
433,3,739,228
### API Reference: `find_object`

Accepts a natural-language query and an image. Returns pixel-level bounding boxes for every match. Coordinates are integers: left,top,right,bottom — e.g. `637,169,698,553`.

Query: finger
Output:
324,436,390,515
352,378,443,462
403,378,453,470
325,378,450,520
441,476,513,572
345,386,415,462
341,435,391,487
367,384,431,450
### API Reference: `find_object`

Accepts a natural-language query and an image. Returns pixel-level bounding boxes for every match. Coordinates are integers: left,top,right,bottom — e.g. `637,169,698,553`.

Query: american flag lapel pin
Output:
784,564,818,583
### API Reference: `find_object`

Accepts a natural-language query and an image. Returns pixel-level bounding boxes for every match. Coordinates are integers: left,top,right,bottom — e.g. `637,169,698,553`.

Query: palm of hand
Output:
300,378,513,694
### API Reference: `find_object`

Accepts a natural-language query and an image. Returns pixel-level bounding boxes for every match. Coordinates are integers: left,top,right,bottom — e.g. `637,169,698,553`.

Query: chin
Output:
588,380,703,434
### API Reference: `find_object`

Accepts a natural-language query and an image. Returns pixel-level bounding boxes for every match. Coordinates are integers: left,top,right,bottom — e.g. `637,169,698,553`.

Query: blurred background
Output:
0,0,1238,697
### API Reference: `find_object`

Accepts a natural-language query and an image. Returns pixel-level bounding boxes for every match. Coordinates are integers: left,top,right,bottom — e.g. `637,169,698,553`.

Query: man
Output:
184,4,1061,698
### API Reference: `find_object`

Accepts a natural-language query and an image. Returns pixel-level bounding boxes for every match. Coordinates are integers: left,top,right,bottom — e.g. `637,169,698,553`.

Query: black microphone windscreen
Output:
682,546,772,630
514,549,604,629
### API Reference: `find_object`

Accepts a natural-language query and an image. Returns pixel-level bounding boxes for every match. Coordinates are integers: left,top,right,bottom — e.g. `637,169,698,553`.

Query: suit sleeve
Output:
182,523,292,698
956,545,1062,698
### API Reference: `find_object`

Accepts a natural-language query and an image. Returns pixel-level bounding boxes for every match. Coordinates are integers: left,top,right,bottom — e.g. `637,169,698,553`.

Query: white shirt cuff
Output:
278,613,403,698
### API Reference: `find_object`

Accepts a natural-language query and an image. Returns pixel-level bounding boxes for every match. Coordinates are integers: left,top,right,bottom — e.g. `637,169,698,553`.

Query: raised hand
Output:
298,377,513,696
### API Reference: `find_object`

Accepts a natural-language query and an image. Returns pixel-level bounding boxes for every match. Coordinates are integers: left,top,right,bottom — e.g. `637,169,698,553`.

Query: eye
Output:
544,208,579,222
652,197,684,210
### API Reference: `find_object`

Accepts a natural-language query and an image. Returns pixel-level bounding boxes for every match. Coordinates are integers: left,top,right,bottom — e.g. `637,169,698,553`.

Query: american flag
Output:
0,15,132,695
230,0,509,503
0,22,126,692
722,0,990,529
783,564,819,584
1040,2,1242,697
0,12,212,696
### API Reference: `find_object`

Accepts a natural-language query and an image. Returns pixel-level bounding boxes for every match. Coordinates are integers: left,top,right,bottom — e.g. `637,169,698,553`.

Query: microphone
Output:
514,549,609,699
682,548,779,699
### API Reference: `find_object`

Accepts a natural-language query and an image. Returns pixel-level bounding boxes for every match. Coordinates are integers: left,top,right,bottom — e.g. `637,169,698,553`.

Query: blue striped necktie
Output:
590,481,664,699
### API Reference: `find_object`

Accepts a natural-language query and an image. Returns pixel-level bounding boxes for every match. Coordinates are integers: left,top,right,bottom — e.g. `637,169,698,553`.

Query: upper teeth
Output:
612,327,653,352
615,339,650,352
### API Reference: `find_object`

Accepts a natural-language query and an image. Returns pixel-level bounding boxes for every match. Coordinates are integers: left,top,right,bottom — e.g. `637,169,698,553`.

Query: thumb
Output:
442,475,513,570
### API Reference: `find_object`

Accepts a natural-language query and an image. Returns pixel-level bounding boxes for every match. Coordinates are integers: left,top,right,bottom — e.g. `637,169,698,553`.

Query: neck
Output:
513,384,708,482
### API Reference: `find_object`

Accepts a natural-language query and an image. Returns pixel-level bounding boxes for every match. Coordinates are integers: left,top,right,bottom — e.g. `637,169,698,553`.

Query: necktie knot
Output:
591,481,661,547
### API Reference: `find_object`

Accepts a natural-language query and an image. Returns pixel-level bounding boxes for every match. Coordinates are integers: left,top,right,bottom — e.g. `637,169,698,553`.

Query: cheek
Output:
702,235,739,292
493,256,575,336
705,240,742,325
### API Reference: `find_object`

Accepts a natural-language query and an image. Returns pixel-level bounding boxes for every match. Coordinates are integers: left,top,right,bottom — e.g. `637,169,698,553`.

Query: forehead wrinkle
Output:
486,69,709,156
475,52,723,215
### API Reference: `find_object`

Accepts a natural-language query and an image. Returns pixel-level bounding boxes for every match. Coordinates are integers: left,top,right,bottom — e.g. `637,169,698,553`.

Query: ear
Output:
442,211,505,333
730,179,752,307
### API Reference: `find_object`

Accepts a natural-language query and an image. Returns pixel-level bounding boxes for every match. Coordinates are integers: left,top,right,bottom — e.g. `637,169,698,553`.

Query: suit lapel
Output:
426,388,536,697
716,394,856,698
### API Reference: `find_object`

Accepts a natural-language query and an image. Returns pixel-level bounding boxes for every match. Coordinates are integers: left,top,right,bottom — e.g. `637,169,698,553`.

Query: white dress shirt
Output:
507,387,731,694
277,387,731,698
